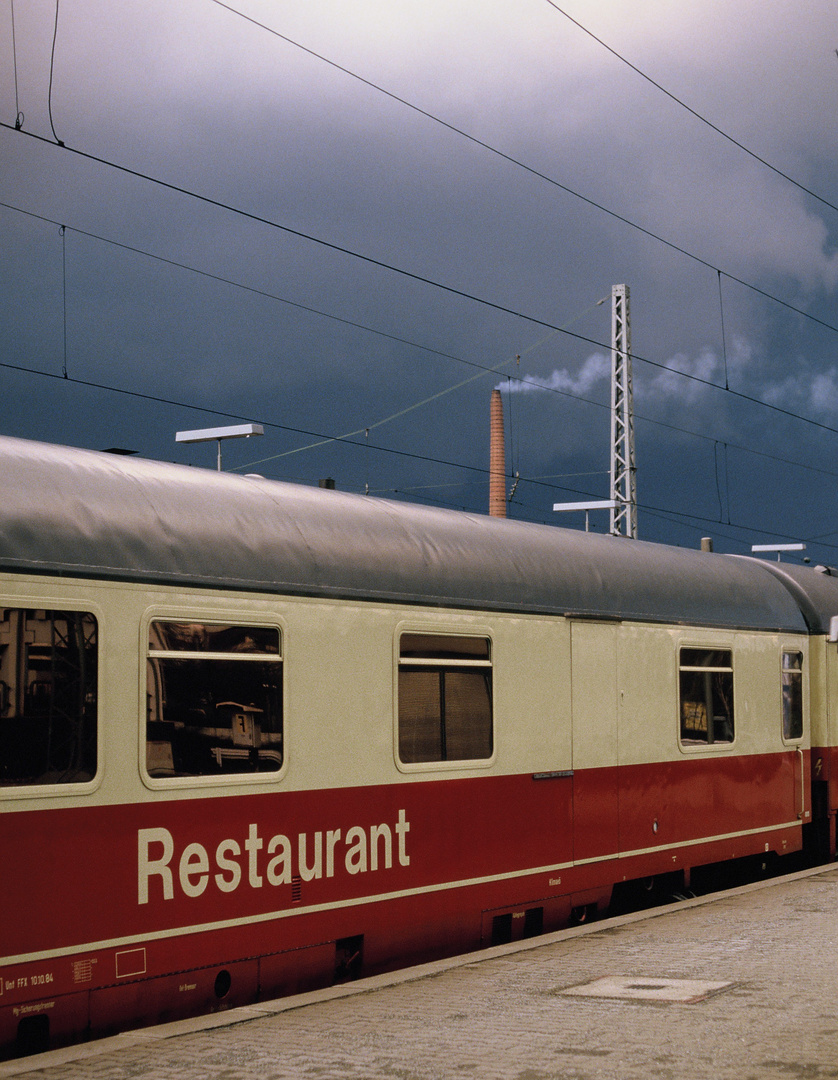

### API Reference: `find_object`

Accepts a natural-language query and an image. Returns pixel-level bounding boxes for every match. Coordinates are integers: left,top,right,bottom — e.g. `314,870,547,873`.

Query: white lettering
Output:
298,832,323,881
138,827,174,904
396,809,410,866
370,824,392,871
345,826,367,875
214,839,242,893
245,823,263,888
179,842,209,898
136,811,411,902
267,834,291,885
325,829,341,877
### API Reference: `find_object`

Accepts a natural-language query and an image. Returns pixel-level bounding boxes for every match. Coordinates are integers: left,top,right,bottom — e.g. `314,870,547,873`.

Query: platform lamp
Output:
175,423,264,471
553,499,617,533
750,543,806,563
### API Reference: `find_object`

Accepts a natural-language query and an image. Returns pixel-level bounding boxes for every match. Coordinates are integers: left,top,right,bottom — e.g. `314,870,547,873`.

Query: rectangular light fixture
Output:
176,424,264,443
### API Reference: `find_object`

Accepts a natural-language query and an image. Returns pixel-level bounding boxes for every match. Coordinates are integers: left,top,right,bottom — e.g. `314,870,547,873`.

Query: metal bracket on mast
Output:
609,284,637,538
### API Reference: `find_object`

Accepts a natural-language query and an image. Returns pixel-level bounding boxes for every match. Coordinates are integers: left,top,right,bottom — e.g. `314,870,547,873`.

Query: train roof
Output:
0,435,831,634
746,561,838,635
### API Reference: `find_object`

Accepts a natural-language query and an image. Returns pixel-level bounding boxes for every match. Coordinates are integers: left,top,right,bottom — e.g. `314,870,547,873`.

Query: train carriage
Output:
0,434,834,1057
752,561,838,855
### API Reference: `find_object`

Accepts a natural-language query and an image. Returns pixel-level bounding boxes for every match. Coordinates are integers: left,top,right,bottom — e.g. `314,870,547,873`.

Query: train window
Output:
679,647,734,745
0,608,98,786
398,633,492,763
782,651,803,741
146,621,282,778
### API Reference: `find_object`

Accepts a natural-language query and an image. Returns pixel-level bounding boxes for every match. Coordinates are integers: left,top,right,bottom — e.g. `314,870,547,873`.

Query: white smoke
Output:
764,366,838,416
496,338,838,424
809,369,838,413
498,352,611,395
640,338,754,406
642,346,725,406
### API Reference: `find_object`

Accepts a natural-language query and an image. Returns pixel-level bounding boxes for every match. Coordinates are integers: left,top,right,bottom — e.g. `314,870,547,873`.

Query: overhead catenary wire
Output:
4,198,833,490
2,336,836,549
718,271,729,391
198,4,838,339
542,0,838,218
0,356,500,481
3,195,838,516
2,9,836,550
2,129,838,443
11,4,833,347
60,223,67,377
368,474,836,555
47,0,63,146
238,350,521,470
367,471,609,496
10,0,23,129
235,306,604,471
3,207,838,522
722,442,731,525
0,352,832,555
713,441,726,523
3,6,838,435
0,200,489,374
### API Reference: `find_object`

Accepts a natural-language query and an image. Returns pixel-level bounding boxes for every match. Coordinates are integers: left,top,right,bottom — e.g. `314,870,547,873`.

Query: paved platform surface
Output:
4,864,838,1080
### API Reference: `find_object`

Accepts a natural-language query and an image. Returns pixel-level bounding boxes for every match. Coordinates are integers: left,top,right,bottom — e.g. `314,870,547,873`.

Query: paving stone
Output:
4,866,838,1080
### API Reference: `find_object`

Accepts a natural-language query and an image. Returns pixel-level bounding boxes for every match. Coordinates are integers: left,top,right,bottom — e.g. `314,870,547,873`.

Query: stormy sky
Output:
1,0,837,561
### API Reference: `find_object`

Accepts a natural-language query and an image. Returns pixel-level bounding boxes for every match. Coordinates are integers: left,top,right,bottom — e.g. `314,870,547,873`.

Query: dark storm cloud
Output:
1,0,838,555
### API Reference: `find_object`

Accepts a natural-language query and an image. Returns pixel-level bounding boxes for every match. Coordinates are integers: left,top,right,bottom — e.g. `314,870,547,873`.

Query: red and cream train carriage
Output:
1,435,836,1056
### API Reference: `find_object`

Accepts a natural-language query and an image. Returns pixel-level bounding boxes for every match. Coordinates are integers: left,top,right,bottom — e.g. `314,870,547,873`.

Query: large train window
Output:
782,651,803,741
0,608,98,786
679,647,734,745
146,621,282,779
398,633,492,764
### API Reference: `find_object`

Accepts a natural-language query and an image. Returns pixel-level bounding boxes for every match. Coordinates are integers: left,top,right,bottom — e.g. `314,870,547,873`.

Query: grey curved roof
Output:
744,561,838,634
0,435,821,633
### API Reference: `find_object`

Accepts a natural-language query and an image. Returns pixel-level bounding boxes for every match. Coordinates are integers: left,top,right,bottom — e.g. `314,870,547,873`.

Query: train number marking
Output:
10,973,53,991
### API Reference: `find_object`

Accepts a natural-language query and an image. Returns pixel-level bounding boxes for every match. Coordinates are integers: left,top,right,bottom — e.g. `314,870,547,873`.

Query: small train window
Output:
679,647,734,745
782,651,803,741
146,621,282,779
0,608,98,786
398,633,493,764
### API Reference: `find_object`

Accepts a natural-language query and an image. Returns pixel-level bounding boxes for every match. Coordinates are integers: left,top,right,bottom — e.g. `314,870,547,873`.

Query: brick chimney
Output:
490,388,506,518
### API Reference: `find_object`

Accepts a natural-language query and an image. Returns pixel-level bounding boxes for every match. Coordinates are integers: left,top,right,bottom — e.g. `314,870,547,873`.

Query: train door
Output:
570,621,619,861
812,637,838,856
781,647,807,829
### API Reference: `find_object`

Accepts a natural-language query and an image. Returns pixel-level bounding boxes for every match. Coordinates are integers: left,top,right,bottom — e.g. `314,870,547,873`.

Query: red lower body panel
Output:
0,754,806,1054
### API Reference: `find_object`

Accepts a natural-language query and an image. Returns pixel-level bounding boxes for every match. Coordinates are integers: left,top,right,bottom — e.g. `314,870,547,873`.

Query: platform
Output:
4,863,837,1079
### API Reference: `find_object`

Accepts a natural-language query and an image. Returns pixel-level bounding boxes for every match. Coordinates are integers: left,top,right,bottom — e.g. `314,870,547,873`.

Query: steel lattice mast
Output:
609,284,637,538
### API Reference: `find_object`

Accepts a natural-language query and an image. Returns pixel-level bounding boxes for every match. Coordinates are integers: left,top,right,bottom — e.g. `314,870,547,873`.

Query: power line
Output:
3,0,838,545
505,373,838,488
199,4,838,339
10,0,23,129
542,0,838,218
0,354,784,528
0,198,612,468
513,471,838,555
0,356,510,481
235,313,603,470
4,125,838,446
1,356,834,556
5,196,838,510
59,223,67,377
0,200,486,373
7,123,618,333
47,0,64,146
3,194,838,489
